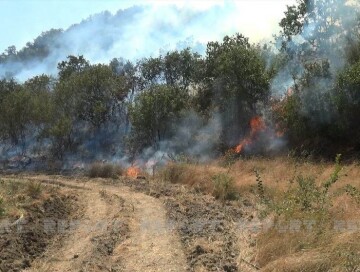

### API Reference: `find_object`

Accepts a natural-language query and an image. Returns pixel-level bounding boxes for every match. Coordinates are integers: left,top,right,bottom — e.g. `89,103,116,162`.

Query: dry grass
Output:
157,162,225,193
26,180,43,198
0,177,57,219
158,156,360,271
87,162,123,178
157,162,239,199
226,156,360,271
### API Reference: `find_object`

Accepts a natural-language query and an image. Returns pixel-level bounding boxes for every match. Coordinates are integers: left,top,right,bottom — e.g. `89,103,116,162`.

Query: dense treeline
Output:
0,0,359,161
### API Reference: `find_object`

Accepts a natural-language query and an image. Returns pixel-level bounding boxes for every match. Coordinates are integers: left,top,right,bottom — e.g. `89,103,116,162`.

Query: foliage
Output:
271,154,342,217
0,84,32,144
270,0,360,151
204,34,270,143
0,29,63,66
128,84,189,154
57,55,90,80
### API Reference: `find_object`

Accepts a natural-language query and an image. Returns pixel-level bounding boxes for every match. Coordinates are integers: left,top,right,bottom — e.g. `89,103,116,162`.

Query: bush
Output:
272,154,342,217
87,163,123,178
212,173,237,201
27,181,42,199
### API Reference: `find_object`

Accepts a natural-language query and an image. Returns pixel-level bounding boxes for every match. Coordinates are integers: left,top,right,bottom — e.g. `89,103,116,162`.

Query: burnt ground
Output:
0,192,78,272
120,179,248,272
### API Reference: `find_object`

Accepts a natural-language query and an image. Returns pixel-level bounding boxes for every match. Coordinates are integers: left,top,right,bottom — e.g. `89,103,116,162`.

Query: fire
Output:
234,116,266,153
126,166,140,178
249,116,266,133
233,116,286,154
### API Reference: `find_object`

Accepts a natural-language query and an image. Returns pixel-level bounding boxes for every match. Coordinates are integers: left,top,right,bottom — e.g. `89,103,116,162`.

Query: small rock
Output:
215,225,224,232
73,254,79,259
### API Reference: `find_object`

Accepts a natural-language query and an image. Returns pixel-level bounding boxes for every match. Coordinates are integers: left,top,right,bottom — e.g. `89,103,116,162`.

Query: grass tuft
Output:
26,180,42,199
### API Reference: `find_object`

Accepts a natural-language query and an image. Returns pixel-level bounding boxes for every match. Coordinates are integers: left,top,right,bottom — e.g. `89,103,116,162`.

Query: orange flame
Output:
126,166,140,178
234,116,266,153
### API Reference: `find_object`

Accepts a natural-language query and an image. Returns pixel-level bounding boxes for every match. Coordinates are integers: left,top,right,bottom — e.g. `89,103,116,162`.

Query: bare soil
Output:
0,185,78,272
120,179,251,272
2,175,189,271
1,175,251,271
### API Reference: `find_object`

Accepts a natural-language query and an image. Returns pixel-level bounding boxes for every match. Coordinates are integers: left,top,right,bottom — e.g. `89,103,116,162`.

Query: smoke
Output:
0,2,292,81
108,111,222,173
4,1,357,170
0,2,293,171
271,0,360,97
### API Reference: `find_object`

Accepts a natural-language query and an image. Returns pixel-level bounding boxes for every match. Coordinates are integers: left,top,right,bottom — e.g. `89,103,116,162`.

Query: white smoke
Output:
0,1,294,81
270,0,360,96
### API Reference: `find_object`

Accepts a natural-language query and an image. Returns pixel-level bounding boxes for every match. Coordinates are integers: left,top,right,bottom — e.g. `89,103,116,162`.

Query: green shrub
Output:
87,163,123,178
322,154,342,194
212,173,237,201
272,154,342,216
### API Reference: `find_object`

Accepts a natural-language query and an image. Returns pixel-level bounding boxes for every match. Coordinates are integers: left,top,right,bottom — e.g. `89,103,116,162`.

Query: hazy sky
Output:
0,0,296,52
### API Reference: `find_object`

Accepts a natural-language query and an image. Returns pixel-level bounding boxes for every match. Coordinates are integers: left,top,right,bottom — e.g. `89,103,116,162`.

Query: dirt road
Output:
22,176,188,272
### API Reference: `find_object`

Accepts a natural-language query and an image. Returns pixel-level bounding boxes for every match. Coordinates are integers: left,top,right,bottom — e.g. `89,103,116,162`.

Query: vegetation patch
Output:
87,162,123,178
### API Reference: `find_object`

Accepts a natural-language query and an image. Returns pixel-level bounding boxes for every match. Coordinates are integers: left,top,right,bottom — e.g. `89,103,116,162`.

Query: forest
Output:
0,0,360,168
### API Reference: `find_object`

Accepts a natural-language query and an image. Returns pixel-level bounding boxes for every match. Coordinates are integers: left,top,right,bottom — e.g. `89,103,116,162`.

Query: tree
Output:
204,33,270,145
57,55,90,80
138,56,163,86
163,48,202,89
0,84,32,145
48,61,130,157
271,0,360,151
334,60,360,144
24,75,55,128
128,84,189,154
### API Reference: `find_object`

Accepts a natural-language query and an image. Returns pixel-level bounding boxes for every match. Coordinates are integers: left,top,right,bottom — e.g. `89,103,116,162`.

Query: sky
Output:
0,0,297,52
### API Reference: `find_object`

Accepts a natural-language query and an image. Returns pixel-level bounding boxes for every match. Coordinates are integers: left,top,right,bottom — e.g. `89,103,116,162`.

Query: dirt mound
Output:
0,193,78,272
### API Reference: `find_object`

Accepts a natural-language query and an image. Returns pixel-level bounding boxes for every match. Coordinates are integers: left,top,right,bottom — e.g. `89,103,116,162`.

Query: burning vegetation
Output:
234,116,266,153
126,166,140,179
232,116,285,155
